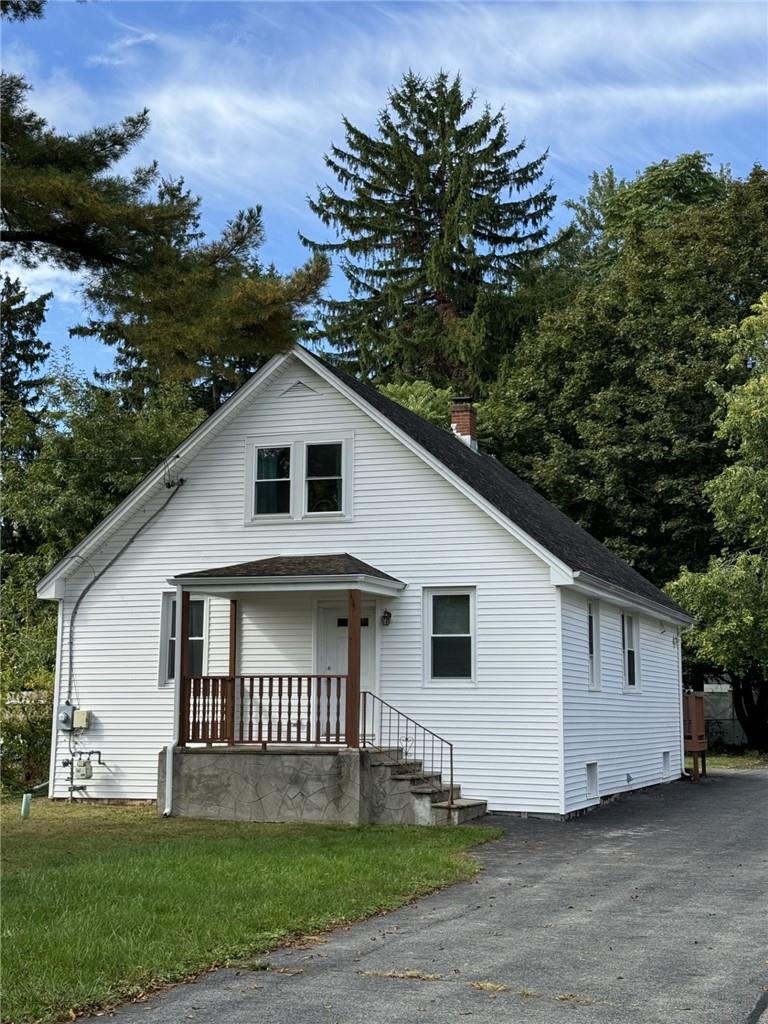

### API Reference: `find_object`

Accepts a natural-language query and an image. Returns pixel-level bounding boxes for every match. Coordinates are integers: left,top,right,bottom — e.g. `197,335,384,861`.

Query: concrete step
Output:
431,798,488,825
410,782,461,801
394,760,424,774
390,771,442,785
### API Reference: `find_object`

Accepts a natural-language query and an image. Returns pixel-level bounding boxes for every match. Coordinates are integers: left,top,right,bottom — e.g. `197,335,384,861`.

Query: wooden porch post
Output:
346,588,361,747
228,599,238,677
178,589,191,745
227,599,237,745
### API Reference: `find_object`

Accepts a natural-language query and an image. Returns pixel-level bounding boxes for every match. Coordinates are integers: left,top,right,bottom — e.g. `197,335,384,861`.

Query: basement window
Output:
586,762,599,801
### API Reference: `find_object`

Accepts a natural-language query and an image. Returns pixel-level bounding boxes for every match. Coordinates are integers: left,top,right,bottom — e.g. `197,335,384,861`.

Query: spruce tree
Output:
303,71,555,386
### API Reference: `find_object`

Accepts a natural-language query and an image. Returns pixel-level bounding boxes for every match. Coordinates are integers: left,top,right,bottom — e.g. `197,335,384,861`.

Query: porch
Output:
165,554,488,825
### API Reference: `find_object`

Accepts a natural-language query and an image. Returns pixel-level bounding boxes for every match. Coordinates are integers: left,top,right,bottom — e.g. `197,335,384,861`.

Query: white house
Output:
38,345,693,823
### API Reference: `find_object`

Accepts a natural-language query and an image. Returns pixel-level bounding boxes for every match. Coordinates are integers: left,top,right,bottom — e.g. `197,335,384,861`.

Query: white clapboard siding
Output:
50,355,562,813
561,590,682,813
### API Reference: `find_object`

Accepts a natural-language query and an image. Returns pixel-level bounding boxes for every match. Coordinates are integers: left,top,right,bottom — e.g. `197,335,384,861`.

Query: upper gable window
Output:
244,433,352,523
306,443,343,514
255,446,291,515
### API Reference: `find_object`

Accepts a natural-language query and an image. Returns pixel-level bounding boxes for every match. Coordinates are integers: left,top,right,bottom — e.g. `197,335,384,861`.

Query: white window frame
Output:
303,439,348,519
253,442,294,519
423,587,476,685
244,432,353,523
621,611,641,691
587,600,601,691
158,592,208,687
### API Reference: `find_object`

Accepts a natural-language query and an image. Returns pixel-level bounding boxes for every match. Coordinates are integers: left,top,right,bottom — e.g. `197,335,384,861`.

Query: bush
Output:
1,686,52,792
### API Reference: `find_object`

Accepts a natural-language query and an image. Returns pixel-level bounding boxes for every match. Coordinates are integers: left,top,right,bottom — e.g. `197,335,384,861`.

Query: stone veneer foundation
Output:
157,746,439,825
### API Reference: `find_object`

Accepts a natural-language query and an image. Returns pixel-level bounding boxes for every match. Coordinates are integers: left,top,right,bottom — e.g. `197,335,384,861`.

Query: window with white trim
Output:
255,446,291,515
621,612,639,689
159,594,206,685
305,442,343,514
244,434,352,521
587,601,601,691
425,589,474,681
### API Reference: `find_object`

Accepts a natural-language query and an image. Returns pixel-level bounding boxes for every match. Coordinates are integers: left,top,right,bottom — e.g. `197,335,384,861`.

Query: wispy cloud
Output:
3,262,83,306
86,26,158,68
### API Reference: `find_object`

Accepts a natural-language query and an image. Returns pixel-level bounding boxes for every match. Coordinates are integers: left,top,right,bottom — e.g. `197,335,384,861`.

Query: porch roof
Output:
169,553,406,596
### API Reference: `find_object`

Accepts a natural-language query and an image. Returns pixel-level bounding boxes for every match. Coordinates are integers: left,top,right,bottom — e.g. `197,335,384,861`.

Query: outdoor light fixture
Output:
381,608,392,627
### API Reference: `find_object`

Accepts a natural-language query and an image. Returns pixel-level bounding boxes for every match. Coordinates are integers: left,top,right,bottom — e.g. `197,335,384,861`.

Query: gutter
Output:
571,571,694,626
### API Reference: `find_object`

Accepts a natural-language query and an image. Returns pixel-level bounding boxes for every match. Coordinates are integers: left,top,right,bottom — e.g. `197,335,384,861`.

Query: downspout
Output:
163,581,184,816
677,625,691,779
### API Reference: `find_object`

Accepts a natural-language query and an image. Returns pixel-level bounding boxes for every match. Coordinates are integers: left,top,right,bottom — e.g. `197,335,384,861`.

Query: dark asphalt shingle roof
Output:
176,553,403,584
316,355,687,616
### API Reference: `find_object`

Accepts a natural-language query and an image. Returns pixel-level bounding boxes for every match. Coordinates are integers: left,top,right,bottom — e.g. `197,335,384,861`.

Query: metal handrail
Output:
360,691,454,811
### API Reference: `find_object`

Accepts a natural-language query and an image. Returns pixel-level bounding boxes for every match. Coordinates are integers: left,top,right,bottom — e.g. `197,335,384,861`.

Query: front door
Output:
316,604,376,739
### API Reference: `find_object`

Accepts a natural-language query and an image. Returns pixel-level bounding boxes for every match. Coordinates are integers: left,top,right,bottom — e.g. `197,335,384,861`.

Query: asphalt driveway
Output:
111,770,767,1024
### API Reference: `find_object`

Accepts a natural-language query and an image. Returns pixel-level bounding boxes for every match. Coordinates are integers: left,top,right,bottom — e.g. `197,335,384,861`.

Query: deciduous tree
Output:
668,295,768,749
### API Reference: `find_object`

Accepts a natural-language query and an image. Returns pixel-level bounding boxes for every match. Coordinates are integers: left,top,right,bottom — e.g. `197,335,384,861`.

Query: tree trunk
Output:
731,665,768,751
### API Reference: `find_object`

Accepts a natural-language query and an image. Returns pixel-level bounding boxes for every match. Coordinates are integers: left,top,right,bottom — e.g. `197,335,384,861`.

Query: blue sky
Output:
3,0,767,378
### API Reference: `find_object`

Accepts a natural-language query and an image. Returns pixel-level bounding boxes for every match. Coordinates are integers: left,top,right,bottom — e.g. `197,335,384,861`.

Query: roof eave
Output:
568,571,694,625
167,572,407,597
35,351,294,599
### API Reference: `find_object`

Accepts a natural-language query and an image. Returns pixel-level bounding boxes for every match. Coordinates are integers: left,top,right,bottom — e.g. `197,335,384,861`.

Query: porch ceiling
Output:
168,553,407,597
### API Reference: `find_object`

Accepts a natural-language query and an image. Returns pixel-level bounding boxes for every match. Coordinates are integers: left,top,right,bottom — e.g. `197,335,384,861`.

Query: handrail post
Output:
226,676,235,745
346,589,361,747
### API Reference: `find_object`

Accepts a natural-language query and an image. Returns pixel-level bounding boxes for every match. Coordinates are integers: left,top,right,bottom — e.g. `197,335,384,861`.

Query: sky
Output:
3,0,767,378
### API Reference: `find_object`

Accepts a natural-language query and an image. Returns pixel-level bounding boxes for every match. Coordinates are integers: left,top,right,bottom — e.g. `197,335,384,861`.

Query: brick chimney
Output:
450,396,477,450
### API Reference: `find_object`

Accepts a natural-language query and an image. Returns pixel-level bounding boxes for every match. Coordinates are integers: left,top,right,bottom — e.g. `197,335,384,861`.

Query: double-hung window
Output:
160,594,206,685
306,442,343,514
246,435,350,520
587,601,601,690
621,612,639,690
255,446,291,516
426,589,474,682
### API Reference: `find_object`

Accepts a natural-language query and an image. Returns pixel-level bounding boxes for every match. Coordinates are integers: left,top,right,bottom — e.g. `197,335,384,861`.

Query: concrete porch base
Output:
157,746,487,826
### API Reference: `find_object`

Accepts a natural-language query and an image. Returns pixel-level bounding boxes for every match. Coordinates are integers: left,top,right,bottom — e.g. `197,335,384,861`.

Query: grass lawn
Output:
686,749,768,770
1,799,498,1024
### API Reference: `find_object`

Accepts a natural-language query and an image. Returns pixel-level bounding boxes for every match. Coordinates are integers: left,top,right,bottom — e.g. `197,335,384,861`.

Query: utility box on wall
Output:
73,709,91,730
56,704,76,731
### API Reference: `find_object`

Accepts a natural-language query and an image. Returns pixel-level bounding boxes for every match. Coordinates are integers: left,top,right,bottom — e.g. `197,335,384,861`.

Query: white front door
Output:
316,604,377,690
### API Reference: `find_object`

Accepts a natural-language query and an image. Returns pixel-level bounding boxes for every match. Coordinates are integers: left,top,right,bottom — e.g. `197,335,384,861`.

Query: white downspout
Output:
163,582,184,816
676,626,690,779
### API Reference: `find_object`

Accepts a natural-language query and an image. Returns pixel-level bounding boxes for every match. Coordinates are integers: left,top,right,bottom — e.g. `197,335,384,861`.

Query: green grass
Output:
686,749,768,770
1,800,499,1024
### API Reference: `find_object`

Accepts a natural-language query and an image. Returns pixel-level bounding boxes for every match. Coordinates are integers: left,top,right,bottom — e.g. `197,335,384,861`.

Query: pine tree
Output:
0,74,196,272
303,71,555,387
0,275,50,421
75,182,329,411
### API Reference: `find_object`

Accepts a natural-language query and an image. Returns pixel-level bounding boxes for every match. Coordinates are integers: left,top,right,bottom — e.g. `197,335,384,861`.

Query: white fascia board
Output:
169,574,406,598
292,347,575,584
35,352,293,599
568,571,694,626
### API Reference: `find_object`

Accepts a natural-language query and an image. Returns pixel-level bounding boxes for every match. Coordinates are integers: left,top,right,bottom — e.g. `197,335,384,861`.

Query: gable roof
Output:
313,353,687,618
38,344,689,620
